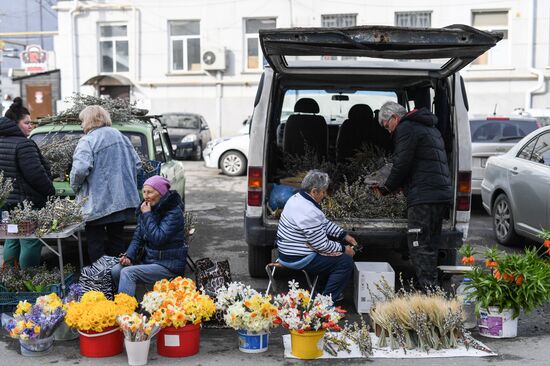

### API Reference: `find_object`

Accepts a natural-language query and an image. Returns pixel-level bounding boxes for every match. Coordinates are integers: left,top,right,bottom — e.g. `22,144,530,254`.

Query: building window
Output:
321,14,357,28
472,10,509,66
169,20,201,72
99,24,129,73
395,11,432,28
244,18,276,71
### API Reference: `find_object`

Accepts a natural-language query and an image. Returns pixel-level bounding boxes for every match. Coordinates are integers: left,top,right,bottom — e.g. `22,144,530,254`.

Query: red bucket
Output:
157,324,200,357
78,326,123,357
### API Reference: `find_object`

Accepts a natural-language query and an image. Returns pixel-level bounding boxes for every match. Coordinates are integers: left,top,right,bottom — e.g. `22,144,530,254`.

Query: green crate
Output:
0,273,74,313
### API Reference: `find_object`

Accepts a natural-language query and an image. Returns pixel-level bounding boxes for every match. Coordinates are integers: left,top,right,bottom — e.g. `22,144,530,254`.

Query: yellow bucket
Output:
290,329,326,359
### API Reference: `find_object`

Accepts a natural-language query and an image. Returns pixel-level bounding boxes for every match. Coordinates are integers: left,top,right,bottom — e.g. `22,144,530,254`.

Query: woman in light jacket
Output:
112,176,188,296
70,105,141,263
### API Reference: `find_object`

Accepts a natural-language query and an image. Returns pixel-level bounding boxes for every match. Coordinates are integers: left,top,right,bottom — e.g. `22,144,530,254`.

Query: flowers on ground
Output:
273,280,345,332
465,246,550,318
65,291,138,332
5,293,65,340
216,282,278,332
117,313,161,342
141,277,216,328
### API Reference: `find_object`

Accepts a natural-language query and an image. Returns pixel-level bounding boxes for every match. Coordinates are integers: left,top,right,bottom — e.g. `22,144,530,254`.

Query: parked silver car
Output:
470,117,539,195
481,125,550,246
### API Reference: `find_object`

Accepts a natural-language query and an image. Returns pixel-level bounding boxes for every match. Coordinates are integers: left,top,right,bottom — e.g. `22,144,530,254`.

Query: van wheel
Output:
220,151,247,176
248,245,272,278
492,193,520,246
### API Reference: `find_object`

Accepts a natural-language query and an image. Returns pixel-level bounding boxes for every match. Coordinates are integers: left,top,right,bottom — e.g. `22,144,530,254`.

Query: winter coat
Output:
70,126,141,222
0,117,55,209
383,108,453,207
125,190,188,275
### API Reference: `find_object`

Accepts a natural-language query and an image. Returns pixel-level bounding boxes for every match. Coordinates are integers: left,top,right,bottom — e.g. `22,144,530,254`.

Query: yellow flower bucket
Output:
290,329,325,359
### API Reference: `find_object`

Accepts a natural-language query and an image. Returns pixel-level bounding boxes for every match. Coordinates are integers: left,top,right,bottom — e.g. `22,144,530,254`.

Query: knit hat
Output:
143,175,171,196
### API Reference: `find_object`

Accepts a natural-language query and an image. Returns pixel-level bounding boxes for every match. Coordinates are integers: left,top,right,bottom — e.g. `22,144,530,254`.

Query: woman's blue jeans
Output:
111,263,175,296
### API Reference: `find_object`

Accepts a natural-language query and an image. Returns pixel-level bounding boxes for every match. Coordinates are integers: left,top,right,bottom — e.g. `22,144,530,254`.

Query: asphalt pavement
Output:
0,161,548,365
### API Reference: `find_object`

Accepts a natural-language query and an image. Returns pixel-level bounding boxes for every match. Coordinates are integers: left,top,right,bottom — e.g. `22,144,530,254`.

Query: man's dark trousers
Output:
407,203,448,290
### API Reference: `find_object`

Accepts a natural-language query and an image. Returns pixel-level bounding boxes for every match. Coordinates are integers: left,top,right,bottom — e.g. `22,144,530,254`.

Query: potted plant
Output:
4,293,65,356
465,246,550,338
141,277,216,357
273,280,345,359
64,291,138,357
117,313,161,366
216,282,278,353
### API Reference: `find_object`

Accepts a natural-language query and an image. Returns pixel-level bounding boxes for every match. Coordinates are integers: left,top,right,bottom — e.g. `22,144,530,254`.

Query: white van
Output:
244,25,501,277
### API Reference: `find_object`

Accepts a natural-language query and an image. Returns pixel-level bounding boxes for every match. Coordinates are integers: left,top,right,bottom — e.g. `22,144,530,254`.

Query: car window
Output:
31,131,83,145
529,132,550,166
162,114,200,129
517,138,538,160
153,131,167,162
470,120,538,142
200,117,209,130
121,132,148,157
281,89,397,126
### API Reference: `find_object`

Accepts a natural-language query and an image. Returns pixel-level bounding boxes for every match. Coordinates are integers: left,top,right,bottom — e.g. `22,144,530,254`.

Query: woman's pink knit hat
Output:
143,175,171,196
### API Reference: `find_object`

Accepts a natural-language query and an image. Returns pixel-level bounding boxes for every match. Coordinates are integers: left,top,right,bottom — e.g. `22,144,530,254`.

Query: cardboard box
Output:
354,262,395,314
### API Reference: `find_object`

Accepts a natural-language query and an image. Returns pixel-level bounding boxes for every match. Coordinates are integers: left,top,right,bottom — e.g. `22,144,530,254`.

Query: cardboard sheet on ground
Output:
283,333,497,359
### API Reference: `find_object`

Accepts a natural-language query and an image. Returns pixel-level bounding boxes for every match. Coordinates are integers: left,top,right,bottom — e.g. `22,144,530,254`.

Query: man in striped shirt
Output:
276,170,357,302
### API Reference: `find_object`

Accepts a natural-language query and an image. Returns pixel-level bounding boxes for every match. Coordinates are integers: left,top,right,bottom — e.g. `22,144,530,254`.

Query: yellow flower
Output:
81,291,107,303
14,301,32,316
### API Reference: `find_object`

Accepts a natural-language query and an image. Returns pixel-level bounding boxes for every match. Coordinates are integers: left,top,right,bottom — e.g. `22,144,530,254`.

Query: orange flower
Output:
485,259,498,268
503,272,515,282
493,269,502,280
461,255,475,265
543,239,550,248
515,275,524,285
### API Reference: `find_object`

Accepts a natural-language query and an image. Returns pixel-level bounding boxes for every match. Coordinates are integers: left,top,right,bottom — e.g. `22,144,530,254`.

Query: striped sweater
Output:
276,191,347,257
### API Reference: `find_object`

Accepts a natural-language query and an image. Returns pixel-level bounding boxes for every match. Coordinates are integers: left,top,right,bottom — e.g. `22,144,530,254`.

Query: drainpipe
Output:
525,0,546,109
70,0,81,94
216,70,223,138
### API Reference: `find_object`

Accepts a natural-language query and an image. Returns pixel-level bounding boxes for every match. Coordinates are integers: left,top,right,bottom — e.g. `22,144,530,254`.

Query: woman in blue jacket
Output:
111,176,188,296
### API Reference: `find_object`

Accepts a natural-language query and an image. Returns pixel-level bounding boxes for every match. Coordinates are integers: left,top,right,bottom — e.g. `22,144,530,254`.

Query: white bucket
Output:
478,307,518,338
237,329,269,353
125,339,151,366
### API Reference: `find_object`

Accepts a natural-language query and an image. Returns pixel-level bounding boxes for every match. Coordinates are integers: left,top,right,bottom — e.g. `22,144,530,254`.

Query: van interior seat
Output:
283,98,328,160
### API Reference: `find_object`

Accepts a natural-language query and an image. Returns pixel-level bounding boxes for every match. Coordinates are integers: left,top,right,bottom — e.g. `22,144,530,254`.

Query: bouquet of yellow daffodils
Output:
141,277,216,328
216,282,278,332
65,291,138,332
117,313,161,342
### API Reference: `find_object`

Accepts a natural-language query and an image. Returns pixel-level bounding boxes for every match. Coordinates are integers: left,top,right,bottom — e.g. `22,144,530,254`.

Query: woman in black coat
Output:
0,97,55,268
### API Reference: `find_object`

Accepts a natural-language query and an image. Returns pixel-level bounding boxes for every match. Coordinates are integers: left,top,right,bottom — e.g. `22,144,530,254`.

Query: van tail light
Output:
456,171,471,211
247,166,263,206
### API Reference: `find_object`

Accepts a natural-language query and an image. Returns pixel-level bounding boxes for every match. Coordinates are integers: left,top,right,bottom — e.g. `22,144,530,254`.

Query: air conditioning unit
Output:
201,47,226,71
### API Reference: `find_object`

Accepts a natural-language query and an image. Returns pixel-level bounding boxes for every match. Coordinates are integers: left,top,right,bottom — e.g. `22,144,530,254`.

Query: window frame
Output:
469,9,511,68
168,20,202,74
98,23,129,74
394,11,432,28
243,17,276,73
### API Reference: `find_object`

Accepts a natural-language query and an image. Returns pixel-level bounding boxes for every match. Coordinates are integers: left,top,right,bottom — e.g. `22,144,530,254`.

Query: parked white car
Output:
481,125,550,246
470,117,539,195
203,128,249,176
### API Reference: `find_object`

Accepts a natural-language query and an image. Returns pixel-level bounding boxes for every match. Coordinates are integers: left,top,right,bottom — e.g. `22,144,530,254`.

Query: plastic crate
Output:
137,160,161,189
0,273,74,313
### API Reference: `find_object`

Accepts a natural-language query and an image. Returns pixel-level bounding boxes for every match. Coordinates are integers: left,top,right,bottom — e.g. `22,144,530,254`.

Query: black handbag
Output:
194,257,232,328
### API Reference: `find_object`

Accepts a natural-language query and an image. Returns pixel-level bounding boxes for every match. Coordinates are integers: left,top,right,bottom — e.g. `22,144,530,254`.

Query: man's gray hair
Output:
378,101,407,126
301,170,330,192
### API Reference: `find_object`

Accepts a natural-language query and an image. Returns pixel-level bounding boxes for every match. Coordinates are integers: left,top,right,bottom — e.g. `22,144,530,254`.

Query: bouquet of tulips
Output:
117,313,161,342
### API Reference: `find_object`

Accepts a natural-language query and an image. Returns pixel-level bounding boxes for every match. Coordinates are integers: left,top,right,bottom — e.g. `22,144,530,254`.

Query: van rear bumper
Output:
245,216,463,249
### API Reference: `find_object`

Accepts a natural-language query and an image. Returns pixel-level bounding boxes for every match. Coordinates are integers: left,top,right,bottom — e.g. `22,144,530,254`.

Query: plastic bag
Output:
195,258,231,328
268,184,297,210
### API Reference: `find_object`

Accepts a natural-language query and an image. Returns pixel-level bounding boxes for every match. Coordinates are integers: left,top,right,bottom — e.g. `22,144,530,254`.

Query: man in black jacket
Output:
374,101,452,289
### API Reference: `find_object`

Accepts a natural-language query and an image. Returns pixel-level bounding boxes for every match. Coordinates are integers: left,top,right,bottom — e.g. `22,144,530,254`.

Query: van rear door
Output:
260,24,501,77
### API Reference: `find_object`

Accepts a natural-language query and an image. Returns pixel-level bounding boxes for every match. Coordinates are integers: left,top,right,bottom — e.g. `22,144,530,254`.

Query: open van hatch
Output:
260,24,502,77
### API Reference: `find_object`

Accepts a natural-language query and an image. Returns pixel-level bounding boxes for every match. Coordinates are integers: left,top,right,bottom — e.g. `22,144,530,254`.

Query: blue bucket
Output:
237,330,269,353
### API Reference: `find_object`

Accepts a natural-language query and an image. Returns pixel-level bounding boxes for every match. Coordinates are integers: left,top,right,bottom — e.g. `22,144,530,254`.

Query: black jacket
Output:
0,117,55,209
383,108,452,207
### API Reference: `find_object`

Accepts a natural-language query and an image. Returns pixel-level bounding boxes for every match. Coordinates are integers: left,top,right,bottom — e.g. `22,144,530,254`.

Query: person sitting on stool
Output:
112,176,188,296
276,169,357,302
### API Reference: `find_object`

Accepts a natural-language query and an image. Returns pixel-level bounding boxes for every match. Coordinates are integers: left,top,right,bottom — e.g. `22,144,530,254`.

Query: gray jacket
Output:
70,126,141,222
